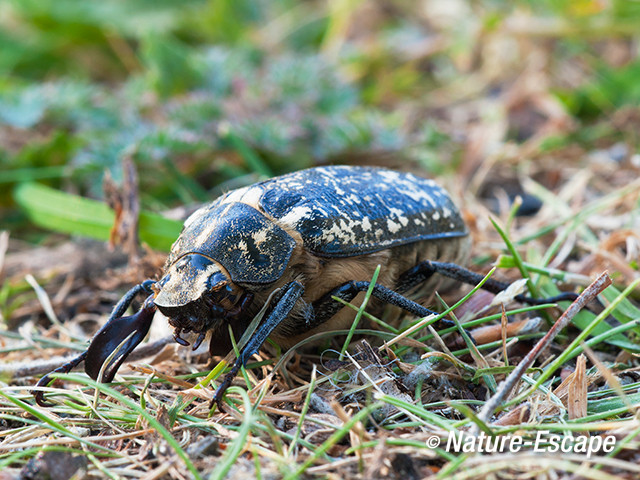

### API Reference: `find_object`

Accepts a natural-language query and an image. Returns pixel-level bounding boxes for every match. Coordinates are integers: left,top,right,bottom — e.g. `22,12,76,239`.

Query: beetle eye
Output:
207,271,228,291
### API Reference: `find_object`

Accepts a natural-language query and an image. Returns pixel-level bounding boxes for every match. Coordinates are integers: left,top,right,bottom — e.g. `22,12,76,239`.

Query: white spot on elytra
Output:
387,219,401,234
279,206,313,227
321,219,357,245
237,239,249,253
389,207,409,226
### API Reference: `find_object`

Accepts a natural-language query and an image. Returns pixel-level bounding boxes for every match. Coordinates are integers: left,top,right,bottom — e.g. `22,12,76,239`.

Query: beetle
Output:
34,165,576,408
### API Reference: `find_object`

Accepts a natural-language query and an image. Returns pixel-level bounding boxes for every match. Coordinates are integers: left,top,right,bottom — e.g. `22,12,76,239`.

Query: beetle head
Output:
153,253,245,349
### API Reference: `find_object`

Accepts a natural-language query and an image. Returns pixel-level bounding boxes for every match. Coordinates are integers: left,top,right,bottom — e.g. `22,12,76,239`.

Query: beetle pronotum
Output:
34,166,576,408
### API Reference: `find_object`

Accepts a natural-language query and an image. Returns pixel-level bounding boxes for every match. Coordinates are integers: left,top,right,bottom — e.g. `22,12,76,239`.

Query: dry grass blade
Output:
567,354,587,420
473,271,612,431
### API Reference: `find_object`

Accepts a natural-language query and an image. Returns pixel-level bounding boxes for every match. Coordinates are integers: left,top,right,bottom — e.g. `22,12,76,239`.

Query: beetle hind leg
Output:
409,261,579,305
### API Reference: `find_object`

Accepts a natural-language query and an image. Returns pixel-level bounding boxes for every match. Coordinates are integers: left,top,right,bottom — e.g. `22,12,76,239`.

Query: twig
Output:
472,271,612,434
0,336,174,379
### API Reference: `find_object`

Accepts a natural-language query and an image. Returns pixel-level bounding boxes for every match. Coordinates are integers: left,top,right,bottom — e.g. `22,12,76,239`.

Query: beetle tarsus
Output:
212,362,241,411
415,261,581,306
32,351,88,407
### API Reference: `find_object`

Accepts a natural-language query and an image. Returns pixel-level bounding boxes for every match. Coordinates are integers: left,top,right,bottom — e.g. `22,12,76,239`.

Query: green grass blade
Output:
54,373,202,480
489,216,537,298
14,182,182,251
209,387,253,480
339,264,380,359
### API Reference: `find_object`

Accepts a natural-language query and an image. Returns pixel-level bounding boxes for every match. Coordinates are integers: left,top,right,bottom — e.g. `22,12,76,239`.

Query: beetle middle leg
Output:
213,281,305,410
307,281,443,332
288,260,580,339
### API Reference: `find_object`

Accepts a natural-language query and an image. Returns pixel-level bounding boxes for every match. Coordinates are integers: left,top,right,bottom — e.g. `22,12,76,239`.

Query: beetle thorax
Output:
153,254,247,346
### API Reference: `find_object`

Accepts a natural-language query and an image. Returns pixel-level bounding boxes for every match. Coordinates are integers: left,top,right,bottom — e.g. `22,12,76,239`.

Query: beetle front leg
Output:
33,280,156,406
213,281,305,410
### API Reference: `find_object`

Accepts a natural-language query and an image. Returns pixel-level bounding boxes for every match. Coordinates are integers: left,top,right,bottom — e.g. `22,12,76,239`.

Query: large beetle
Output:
34,166,574,408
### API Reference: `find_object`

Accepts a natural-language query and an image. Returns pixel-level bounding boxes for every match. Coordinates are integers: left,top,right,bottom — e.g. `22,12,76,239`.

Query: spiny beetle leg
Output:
212,281,305,411
33,280,156,406
346,281,456,329
305,281,459,336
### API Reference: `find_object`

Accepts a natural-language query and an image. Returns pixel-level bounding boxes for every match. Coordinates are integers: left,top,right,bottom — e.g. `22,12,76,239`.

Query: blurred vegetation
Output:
1,0,639,239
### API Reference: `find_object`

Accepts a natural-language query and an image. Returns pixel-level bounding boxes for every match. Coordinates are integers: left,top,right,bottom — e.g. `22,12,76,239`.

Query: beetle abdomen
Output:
270,234,470,347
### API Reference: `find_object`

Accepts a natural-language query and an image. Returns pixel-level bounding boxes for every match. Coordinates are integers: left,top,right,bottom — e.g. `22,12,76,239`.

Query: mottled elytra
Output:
33,166,577,409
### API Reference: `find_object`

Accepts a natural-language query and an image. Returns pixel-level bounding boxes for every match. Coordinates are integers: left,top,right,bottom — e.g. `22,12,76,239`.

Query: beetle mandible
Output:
34,165,575,408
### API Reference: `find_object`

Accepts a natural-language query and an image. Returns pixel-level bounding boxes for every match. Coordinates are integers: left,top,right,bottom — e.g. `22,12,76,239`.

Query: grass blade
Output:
14,182,182,251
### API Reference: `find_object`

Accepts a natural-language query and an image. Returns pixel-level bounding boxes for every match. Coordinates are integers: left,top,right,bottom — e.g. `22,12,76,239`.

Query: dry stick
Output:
471,271,612,435
0,336,174,379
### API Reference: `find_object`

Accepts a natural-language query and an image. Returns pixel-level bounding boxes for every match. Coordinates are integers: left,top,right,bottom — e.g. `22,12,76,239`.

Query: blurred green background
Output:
1,0,639,243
